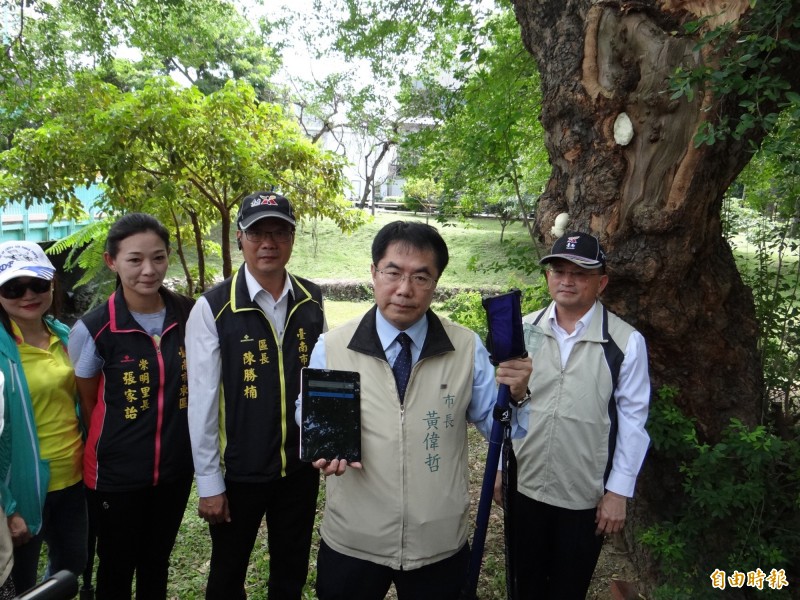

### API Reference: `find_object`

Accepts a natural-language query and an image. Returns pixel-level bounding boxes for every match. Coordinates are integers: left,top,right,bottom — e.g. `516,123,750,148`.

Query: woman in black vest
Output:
68,214,194,600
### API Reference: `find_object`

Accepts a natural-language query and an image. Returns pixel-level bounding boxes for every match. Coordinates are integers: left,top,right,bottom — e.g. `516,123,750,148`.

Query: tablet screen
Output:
300,368,361,463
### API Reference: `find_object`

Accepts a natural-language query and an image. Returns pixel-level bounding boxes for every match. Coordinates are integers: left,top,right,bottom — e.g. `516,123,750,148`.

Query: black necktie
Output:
392,332,412,403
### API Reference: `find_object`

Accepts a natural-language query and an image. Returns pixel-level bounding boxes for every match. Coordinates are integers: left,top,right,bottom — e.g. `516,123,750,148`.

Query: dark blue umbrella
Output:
462,290,527,600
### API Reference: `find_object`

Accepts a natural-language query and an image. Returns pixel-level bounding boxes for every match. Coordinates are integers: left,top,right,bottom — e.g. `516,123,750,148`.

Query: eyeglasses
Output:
546,267,601,283
375,269,437,290
0,278,52,299
242,228,294,244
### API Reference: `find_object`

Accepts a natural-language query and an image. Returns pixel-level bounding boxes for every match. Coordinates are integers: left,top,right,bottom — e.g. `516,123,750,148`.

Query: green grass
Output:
322,300,374,328
170,212,539,291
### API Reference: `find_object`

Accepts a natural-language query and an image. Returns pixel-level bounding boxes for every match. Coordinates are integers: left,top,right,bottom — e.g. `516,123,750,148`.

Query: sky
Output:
254,0,365,83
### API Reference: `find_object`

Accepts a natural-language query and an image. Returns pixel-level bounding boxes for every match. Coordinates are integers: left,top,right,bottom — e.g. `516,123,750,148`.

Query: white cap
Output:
0,241,56,287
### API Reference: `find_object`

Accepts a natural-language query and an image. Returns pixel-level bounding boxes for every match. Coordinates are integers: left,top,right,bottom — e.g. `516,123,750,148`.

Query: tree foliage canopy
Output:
0,0,285,146
0,75,362,287
0,0,363,292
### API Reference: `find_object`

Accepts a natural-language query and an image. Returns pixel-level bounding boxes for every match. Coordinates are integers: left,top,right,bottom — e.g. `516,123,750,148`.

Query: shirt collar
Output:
9,320,23,345
547,301,597,336
375,309,428,353
10,319,57,347
243,264,294,303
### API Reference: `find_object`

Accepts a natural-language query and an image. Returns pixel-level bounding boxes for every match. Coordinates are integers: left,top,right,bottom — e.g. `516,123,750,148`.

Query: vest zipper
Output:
152,322,177,487
268,317,289,478
400,398,406,567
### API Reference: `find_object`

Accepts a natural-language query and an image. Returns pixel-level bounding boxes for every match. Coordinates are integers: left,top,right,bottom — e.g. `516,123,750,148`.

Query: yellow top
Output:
14,321,83,492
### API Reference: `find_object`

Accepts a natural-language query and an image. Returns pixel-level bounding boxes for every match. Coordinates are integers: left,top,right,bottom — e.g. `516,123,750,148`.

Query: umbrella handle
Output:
462,384,512,599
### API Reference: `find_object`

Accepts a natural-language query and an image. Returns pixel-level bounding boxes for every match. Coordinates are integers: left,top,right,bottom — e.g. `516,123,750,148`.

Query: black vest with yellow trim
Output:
203,265,324,482
82,287,194,491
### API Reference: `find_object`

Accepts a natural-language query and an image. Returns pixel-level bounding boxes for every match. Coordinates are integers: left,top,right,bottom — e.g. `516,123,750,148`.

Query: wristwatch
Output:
510,388,531,408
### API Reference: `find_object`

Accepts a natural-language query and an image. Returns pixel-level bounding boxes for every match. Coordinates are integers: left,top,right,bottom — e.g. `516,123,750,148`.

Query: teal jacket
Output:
0,316,72,536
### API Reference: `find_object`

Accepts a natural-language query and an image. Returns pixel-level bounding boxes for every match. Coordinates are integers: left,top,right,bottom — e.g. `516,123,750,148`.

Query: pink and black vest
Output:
81,288,194,491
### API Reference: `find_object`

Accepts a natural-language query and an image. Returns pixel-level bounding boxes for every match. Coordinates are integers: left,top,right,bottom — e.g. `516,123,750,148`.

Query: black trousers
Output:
86,476,192,600
511,491,604,600
315,539,470,600
11,482,88,593
205,466,320,600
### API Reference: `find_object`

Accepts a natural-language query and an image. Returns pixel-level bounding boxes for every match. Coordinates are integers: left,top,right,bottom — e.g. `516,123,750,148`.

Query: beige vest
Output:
516,301,634,510
321,311,476,569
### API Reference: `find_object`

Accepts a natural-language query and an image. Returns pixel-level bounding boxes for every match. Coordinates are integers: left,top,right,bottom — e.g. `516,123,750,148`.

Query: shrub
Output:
441,278,550,343
642,387,800,598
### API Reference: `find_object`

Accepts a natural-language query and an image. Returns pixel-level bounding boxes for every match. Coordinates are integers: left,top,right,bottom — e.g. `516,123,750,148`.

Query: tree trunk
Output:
169,207,194,294
221,204,233,278
189,210,205,292
510,166,539,251
512,0,768,435
359,140,394,210
510,0,793,586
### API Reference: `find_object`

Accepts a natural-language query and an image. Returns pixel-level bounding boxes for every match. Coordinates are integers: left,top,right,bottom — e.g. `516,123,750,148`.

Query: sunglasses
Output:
0,278,52,300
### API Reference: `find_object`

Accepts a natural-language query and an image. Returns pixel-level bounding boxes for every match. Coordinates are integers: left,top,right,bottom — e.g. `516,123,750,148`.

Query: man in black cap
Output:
186,191,325,599
500,231,651,599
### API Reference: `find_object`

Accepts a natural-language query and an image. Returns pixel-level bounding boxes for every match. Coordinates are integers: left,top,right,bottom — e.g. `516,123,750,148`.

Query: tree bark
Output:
221,203,233,278
512,0,770,436
510,0,800,586
189,210,205,293
169,205,194,294
359,140,394,209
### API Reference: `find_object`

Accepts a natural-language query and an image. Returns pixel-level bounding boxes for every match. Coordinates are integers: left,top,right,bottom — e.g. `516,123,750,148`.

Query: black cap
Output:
539,231,606,269
237,191,296,230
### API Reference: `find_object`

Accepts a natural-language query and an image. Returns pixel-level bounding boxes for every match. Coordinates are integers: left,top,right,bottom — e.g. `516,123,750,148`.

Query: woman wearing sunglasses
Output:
68,213,194,600
0,241,88,593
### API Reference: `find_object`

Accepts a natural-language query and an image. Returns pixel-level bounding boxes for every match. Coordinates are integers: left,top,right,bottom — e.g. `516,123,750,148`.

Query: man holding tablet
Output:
296,221,532,600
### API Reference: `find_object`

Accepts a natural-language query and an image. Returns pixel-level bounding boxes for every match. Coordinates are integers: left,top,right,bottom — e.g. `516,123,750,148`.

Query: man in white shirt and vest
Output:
502,231,651,599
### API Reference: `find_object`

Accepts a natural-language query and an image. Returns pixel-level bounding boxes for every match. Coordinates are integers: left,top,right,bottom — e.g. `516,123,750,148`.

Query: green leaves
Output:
669,0,800,148
0,0,286,147
644,392,800,597
393,6,546,246
0,75,362,289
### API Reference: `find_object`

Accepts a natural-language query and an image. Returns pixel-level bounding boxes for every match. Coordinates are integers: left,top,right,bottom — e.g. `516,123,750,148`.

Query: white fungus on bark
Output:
613,112,634,146
551,212,569,236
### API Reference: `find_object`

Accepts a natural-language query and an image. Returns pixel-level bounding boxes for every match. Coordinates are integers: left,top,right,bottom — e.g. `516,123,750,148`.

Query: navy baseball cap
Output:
237,191,296,230
540,231,606,269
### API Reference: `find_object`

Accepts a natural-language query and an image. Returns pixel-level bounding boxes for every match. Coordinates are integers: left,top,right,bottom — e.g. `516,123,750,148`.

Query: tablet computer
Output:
300,368,361,463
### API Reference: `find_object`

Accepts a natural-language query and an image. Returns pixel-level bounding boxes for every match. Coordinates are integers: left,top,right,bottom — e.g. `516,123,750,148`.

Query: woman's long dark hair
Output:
106,213,171,259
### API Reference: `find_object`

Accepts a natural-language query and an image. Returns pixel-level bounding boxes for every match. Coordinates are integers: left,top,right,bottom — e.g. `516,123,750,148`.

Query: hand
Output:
312,458,363,476
595,491,627,535
7,512,31,547
495,357,533,402
493,471,503,506
198,493,231,525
